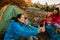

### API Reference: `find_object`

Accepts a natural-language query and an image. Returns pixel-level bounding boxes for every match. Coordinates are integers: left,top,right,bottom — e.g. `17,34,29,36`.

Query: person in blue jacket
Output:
4,14,45,40
46,24,60,40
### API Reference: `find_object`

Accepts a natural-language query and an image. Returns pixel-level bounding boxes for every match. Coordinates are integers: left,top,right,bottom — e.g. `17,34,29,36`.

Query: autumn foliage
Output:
0,0,32,9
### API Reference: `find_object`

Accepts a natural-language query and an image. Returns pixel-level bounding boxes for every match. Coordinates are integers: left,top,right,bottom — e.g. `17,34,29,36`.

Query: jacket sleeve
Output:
47,13,52,18
13,23,38,37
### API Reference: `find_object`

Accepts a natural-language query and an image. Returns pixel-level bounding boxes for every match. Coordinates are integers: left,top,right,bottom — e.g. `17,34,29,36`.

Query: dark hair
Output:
17,14,22,18
11,14,22,22
54,7,59,17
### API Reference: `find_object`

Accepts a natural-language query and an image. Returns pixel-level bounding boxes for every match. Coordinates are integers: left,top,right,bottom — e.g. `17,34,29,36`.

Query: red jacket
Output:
47,13,60,24
55,16,60,24
41,19,47,23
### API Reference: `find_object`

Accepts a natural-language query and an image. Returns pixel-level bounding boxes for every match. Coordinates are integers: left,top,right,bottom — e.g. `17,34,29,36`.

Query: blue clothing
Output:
4,20,39,40
54,23,60,28
46,24,60,40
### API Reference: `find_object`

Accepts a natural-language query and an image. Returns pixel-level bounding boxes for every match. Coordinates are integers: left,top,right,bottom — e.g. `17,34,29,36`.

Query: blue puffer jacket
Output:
4,20,39,40
46,24,60,40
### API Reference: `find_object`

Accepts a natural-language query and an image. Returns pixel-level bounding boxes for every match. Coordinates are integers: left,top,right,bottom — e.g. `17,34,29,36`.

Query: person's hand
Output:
41,26,45,32
38,28,42,33
38,26,45,33
47,18,52,24
47,21,51,24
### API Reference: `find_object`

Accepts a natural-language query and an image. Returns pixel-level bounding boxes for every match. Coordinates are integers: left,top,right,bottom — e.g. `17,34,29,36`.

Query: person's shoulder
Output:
48,12,53,16
46,12,53,18
10,20,19,25
10,20,16,24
